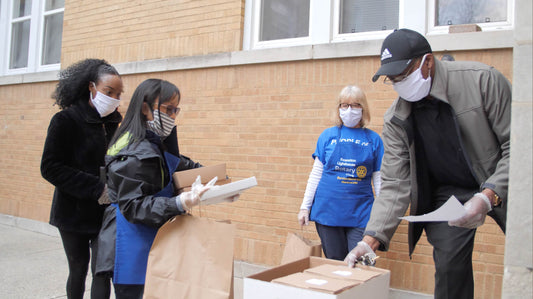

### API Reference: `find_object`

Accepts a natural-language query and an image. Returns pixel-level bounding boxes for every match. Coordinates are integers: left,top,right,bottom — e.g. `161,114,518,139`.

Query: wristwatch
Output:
493,193,502,207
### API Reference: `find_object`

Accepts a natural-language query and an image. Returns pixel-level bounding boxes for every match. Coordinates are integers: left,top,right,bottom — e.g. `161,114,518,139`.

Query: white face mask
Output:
147,109,176,138
339,107,363,128
90,82,120,117
393,54,432,102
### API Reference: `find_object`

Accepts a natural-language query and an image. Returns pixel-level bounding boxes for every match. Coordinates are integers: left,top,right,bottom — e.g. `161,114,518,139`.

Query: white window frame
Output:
427,0,514,35
243,0,513,50
0,0,63,76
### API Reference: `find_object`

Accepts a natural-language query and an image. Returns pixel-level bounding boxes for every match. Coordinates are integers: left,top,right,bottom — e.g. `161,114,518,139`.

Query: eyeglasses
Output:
383,58,420,85
339,103,362,110
160,104,181,116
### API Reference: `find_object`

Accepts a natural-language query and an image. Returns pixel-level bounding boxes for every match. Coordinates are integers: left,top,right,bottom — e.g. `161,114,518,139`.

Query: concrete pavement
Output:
0,214,431,299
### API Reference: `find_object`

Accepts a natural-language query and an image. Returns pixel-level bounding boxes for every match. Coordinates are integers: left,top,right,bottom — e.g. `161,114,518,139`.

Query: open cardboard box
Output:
173,163,230,194
243,256,390,299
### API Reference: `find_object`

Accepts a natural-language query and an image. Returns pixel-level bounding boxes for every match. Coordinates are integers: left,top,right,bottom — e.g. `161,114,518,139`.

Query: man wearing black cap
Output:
345,28,511,298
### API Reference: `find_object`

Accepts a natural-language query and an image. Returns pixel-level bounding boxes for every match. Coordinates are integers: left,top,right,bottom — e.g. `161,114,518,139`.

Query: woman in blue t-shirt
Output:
298,85,384,261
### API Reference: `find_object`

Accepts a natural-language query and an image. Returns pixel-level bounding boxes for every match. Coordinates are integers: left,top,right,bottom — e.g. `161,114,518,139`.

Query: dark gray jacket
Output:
364,59,511,255
95,132,199,276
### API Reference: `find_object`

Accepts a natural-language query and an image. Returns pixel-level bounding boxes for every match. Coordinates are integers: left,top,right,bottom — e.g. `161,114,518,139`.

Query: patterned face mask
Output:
146,109,176,138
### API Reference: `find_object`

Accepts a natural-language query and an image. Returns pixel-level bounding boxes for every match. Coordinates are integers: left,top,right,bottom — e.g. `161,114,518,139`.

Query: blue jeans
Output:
315,223,365,261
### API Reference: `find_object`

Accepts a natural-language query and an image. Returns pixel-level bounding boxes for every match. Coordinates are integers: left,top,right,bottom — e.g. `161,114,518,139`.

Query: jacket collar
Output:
428,58,449,104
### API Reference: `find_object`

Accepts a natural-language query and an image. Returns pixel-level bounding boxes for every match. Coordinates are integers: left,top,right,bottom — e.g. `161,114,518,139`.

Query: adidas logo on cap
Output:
381,48,392,61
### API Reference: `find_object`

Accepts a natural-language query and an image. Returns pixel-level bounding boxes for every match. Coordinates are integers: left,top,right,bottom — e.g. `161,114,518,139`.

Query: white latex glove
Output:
179,185,210,210
344,241,376,268
298,209,309,226
97,185,111,205
449,193,491,229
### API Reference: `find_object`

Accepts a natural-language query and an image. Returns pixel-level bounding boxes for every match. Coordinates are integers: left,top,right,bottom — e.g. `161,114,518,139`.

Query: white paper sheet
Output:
399,196,466,222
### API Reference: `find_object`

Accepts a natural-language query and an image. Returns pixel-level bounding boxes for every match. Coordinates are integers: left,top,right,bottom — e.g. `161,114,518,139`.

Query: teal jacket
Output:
364,58,511,255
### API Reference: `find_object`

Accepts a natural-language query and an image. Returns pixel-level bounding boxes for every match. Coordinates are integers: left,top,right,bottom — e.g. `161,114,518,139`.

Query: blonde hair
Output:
334,85,371,128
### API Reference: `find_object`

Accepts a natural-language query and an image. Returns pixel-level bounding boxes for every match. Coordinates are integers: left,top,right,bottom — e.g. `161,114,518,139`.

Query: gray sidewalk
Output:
0,215,430,299
0,221,83,299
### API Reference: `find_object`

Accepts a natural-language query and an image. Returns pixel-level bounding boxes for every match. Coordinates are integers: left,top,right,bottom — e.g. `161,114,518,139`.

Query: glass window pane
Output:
42,12,63,65
340,0,399,34
436,0,507,26
12,0,32,18
45,0,65,11
260,0,310,41
10,20,31,69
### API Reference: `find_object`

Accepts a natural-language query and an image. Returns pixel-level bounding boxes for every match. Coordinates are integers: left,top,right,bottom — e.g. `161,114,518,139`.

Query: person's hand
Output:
298,209,309,226
344,240,376,268
449,193,491,229
179,185,210,210
97,185,111,205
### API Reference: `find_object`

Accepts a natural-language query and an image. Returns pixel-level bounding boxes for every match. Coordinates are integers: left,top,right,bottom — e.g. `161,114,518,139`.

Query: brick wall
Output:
0,48,511,297
61,0,244,66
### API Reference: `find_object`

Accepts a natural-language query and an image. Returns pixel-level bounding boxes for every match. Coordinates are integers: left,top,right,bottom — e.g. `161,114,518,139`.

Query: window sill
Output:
0,30,514,85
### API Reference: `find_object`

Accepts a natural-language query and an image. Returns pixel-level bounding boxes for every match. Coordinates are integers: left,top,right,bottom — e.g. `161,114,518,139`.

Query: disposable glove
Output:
298,209,309,226
449,193,491,229
97,185,111,205
179,185,210,210
344,241,376,268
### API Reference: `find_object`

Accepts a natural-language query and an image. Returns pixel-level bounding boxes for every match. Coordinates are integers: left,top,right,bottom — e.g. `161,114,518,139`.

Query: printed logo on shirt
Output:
339,138,370,146
356,166,367,178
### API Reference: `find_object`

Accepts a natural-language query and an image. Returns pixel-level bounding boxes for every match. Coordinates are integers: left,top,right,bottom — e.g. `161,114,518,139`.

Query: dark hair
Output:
52,58,120,109
109,78,180,147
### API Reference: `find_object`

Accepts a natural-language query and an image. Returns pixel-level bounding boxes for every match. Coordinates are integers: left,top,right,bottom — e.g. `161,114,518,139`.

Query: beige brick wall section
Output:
61,0,244,66
0,49,511,297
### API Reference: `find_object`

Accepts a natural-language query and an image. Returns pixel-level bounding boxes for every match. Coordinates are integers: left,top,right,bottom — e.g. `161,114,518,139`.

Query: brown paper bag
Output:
280,232,322,264
143,214,235,299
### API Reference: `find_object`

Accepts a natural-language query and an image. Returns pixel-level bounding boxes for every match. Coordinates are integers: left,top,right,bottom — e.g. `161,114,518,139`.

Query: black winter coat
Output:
41,100,122,234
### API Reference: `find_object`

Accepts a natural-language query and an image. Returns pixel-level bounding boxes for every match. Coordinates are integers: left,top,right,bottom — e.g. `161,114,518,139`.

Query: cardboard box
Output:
173,163,227,191
243,257,390,299
272,272,360,294
304,264,382,282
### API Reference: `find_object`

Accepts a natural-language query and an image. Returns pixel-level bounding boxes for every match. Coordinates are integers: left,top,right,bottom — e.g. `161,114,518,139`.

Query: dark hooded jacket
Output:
41,100,122,234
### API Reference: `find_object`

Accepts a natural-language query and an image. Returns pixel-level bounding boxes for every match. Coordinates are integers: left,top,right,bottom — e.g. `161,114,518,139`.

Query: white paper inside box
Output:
243,256,390,299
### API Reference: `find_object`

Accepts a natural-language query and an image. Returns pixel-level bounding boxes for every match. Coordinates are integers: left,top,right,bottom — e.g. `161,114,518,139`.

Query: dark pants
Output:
114,284,144,299
59,230,111,299
425,187,477,299
315,223,365,261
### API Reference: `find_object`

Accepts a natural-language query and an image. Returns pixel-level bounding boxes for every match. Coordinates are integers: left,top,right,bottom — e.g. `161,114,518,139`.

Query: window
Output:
429,0,513,33
338,0,399,34
0,0,64,75
244,0,408,49
243,0,513,50
259,0,310,42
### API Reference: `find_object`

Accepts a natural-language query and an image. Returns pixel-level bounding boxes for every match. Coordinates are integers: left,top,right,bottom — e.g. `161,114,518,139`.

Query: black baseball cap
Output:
372,28,432,82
